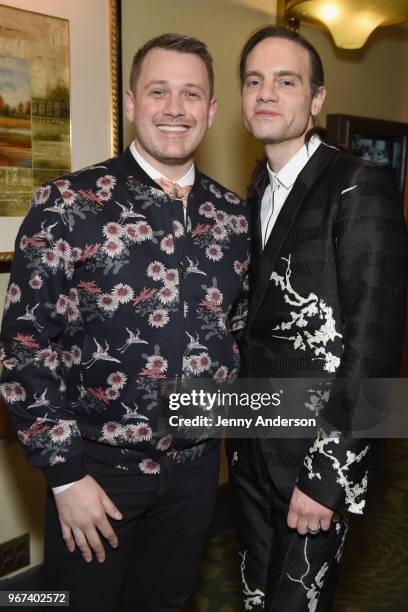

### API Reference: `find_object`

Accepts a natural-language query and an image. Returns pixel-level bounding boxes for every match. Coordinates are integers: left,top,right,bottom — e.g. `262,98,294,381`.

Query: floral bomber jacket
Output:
0,148,250,486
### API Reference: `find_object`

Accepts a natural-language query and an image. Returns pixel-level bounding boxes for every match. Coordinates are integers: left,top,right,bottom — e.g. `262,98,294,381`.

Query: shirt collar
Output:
267,134,321,190
130,140,195,186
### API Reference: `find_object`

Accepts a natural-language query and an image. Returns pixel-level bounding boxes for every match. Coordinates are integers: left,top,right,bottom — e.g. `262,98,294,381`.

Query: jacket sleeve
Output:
296,163,408,514
0,184,86,487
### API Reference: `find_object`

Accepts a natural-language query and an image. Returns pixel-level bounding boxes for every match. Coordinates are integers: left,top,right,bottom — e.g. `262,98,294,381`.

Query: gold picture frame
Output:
0,252,13,264
109,0,122,158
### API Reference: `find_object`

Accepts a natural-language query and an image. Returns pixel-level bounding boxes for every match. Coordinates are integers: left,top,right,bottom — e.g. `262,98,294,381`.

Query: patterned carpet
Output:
186,442,408,612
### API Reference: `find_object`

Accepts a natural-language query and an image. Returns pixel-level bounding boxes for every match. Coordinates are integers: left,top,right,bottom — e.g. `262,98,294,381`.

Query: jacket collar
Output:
267,135,321,190
246,142,339,332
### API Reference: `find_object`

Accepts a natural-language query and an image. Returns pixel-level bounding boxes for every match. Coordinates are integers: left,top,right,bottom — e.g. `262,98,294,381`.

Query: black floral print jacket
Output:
0,148,250,486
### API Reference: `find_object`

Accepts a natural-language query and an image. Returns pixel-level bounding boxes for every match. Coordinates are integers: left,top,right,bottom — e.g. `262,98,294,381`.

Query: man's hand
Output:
287,486,333,535
54,475,123,563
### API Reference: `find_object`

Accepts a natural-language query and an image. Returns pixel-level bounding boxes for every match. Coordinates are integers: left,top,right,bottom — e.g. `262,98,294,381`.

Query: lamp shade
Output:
287,0,408,48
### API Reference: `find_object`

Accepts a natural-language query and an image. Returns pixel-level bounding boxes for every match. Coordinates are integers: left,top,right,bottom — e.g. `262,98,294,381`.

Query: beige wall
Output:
121,0,275,196
301,23,408,127
0,0,113,578
0,441,45,570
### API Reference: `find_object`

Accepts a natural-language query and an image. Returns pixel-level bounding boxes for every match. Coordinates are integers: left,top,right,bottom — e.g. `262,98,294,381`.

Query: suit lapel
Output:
247,143,338,331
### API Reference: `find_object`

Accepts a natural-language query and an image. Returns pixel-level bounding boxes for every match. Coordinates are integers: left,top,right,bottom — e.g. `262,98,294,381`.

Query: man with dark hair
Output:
0,33,249,611
227,25,407,611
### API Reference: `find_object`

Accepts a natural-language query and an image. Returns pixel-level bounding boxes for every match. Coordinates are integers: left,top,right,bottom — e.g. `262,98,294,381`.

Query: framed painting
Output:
0,3,71,263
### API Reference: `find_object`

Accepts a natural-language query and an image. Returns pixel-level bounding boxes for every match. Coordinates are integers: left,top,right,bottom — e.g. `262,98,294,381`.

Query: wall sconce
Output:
280,0,408,49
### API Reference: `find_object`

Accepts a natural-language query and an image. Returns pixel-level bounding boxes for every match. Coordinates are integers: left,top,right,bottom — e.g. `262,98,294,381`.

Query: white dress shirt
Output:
260,135,321,249
52,144,195,496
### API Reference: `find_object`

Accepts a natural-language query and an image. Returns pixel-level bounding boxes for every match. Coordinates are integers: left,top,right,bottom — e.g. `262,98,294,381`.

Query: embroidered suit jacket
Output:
240,142,408,514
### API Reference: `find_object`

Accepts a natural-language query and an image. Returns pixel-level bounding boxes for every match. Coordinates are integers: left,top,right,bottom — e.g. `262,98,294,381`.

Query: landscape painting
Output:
0,57,32,167
0,4,71,217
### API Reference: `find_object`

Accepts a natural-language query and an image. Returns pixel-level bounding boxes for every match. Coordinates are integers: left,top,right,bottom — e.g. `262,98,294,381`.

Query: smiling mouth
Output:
156,124,190,133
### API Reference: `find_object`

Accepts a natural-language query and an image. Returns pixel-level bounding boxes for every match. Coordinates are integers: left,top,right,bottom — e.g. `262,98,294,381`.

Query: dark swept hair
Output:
239,25,324,96
130,33,214,98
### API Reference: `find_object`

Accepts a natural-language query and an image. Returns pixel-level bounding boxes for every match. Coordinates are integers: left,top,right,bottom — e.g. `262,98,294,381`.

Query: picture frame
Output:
326,113,408,218
0,4,71,265
0,0,122,266
109,0,123,158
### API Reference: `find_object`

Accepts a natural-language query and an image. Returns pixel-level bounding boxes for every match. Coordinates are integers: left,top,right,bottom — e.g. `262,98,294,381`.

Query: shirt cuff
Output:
42,454,87,487
52,481,77,495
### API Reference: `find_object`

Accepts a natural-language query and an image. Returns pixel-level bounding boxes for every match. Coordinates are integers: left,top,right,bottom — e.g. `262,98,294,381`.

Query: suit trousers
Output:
43,446,220,612
227,439,349,612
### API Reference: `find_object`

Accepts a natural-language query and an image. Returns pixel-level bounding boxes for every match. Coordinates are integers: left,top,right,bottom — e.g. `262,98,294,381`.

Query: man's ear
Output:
311,86,326,117
207,98,217,129
124,89,135,122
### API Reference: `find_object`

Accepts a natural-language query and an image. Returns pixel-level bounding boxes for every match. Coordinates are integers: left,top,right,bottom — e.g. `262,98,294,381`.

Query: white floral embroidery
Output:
49,420,73,443
303,428,370,513
139,458,160,474
287,537,329,612
271,255,342,373
305,386,331,416
0,381,26,403
239,550,265,610
334,520,349,563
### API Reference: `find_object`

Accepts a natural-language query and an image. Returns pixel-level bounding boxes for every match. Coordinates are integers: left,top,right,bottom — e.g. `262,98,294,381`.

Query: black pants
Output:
227,439,349,612
43,447,220,612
